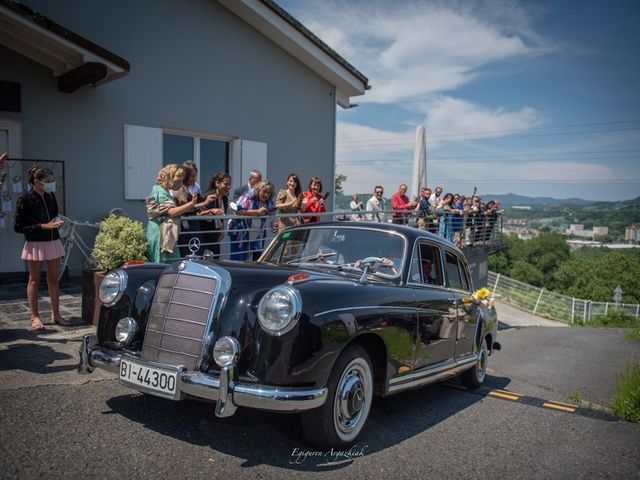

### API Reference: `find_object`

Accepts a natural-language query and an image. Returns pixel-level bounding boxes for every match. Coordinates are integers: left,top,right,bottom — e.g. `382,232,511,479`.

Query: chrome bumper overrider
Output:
78,334,327,417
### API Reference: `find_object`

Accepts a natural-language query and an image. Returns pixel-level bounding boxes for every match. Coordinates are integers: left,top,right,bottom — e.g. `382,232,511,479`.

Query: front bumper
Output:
78,334,327,417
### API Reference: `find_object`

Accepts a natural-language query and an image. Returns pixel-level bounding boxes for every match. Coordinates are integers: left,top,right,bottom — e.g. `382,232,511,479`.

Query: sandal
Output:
30,318,45,331
52,317,71,326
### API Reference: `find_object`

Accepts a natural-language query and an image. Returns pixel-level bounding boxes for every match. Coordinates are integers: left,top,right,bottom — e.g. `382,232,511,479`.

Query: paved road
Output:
0,287,639,479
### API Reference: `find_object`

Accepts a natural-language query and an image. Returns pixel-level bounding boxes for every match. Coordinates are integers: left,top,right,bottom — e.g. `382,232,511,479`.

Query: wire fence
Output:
175,210,503,261
487,271,640,324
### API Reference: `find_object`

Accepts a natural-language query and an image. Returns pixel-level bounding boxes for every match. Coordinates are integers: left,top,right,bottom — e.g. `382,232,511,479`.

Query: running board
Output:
387,355,477,394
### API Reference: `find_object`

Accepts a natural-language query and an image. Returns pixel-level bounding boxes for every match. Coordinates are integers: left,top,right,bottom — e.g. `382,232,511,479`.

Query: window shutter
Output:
124,124,163,200
240,140,267,181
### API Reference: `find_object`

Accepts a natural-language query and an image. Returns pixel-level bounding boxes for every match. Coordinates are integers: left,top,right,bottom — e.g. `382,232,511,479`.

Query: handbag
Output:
146,196,180,253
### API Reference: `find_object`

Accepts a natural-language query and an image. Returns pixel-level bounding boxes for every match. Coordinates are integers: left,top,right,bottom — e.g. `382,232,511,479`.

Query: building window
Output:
163,133,229,189
163,134,193,165
199,138,229,189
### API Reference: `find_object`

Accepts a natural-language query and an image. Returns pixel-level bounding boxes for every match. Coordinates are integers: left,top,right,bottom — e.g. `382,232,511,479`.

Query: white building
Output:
0,0,370,274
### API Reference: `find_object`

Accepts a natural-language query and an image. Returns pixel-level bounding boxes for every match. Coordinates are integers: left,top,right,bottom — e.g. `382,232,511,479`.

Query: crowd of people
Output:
349,184,503,247
145,163,503,263
145,164,331,263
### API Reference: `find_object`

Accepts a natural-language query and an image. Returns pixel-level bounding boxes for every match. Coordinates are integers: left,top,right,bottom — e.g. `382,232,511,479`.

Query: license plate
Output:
119,358,179,399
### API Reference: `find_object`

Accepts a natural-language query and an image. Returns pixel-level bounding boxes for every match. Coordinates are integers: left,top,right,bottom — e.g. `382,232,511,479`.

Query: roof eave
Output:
0,0,130,92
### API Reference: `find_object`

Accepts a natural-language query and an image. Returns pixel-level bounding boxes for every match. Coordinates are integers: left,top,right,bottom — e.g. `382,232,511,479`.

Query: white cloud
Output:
294,0,546,103
422,96,543,143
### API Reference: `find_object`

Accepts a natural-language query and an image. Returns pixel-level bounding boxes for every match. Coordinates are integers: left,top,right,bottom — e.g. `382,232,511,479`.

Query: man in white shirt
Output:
429,186,442,208
366,185,386,222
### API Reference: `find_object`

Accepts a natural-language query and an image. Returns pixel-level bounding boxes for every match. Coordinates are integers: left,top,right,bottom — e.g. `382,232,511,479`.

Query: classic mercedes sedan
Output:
79,222,498,448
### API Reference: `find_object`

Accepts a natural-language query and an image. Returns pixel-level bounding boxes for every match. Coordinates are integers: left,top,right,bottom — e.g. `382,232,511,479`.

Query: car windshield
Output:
262,226,406,278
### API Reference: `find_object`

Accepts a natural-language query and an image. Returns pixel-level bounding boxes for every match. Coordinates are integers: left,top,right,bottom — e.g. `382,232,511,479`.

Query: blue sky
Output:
279,0,640,201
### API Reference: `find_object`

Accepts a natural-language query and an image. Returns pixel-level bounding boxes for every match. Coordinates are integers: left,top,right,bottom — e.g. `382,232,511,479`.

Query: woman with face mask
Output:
145,164,198,263
14,165,68,330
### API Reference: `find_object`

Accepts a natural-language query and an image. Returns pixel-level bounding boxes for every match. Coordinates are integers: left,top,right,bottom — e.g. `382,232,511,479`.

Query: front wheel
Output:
301,345,373,449
460,339,488,388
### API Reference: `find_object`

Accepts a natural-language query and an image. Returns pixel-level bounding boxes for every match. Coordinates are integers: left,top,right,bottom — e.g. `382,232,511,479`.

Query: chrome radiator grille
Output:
142,271,217,370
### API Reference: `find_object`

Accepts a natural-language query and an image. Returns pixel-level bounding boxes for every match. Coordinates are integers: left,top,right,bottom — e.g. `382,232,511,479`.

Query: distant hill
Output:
486,193,596,207
335,193,640,210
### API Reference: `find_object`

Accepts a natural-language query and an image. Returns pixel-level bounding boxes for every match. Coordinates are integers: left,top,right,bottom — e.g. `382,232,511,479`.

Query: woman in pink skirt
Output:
14,166,69,330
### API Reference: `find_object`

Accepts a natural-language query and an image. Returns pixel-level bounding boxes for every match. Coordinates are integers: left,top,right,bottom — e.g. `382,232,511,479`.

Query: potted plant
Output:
82,214,147,324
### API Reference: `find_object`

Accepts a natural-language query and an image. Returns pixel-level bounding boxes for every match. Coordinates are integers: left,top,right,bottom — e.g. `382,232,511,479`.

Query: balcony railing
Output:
174,210,503,261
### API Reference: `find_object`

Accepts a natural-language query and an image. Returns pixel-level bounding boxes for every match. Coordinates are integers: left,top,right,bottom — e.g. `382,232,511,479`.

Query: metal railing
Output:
487,271,640,324
175,210,503,261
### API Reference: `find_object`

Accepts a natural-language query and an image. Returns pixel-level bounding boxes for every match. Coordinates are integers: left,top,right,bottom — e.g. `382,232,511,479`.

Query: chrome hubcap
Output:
477,346,487,381
335,365,368,434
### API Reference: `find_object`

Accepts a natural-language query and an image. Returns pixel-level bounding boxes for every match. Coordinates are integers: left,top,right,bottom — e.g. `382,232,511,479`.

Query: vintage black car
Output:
79,222,498,448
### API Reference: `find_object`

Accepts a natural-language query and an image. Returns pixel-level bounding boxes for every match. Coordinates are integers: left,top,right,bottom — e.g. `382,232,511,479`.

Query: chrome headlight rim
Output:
98,269,128,307
213,336,241,367
115,317,138,345
257,285,302,336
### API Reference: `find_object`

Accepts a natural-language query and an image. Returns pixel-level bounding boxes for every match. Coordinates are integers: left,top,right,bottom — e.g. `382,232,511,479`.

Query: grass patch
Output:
579,309,640,328
624,330,640,341
610,358,640,423
568,391,582,404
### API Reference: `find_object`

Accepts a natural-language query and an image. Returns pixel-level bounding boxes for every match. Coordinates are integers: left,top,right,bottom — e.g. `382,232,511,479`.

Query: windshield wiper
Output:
285,251,337,265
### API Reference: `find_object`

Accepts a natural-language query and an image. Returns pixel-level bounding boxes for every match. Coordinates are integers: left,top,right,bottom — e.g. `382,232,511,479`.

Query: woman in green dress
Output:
146,164,197,263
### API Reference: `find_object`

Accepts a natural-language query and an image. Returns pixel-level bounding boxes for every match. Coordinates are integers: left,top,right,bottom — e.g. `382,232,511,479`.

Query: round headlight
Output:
99,270,127,306
257,285,302,335
213,336,240,367
115,317,138,344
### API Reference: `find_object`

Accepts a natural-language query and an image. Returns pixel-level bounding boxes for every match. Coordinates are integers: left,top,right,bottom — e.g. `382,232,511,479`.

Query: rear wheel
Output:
460,338,488,388
301,345,373,449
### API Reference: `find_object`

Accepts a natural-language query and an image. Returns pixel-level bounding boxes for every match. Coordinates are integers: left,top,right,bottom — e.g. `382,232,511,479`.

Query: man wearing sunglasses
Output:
366,185,386,222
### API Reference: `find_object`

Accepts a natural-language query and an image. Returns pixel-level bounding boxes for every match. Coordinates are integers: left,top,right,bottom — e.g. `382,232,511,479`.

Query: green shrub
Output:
624,330,640,341
591,309,638,328
611,358,640,423
92,214,147,271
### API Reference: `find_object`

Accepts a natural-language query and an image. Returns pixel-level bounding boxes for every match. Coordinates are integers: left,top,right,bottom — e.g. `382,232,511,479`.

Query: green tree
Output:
554,250,640,302
510,260,544,287
521,231,570,288
488,234,525,276
334,173,347,196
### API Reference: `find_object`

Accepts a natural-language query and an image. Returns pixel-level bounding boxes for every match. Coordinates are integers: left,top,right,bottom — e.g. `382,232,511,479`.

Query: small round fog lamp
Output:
213,336,240,367
115,317,138,345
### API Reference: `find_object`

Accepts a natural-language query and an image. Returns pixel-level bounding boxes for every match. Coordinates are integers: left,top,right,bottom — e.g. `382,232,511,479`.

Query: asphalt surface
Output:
0,281,639,479
491,327,640,406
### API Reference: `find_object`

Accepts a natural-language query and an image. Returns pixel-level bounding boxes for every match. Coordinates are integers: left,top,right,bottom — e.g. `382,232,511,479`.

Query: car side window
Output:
445,251,467,291
459,258,471,292
410,243,444,286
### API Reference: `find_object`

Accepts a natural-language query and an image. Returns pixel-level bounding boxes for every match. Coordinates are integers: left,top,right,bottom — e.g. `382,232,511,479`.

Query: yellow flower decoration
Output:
475,287,490,300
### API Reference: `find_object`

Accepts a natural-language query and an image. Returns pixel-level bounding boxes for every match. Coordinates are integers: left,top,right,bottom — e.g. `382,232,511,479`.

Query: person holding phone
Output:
198,172,231,258
14,165,68,330
301,176,328,223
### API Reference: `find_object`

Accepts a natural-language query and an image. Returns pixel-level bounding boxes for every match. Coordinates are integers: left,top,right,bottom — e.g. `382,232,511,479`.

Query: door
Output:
0,119,24,274
443,250,477,359
411,241,457,369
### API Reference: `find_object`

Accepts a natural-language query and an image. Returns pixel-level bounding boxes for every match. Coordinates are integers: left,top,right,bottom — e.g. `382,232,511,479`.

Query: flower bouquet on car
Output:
461,287,495,309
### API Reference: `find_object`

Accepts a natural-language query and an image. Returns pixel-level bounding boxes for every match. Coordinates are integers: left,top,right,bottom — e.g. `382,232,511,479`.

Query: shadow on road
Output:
105,373,512,471
0,342,75,374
